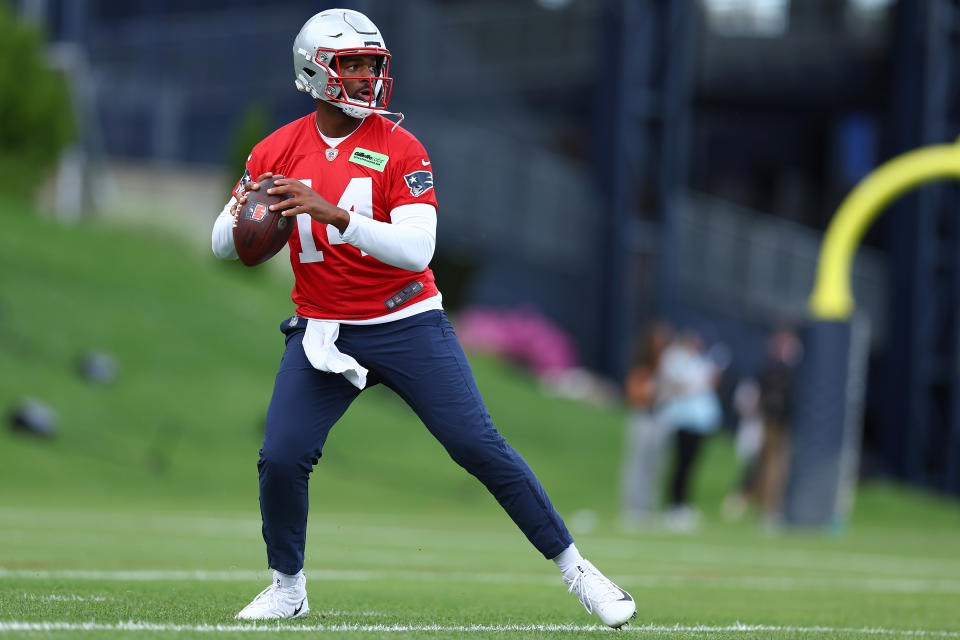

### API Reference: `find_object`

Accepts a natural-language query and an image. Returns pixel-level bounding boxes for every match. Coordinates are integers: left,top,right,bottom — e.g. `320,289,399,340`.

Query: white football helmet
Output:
293,9,396,120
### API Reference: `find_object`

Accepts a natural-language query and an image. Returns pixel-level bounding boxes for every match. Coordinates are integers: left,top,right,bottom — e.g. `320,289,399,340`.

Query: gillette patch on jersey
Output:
384,281,424,310
349,147,389,171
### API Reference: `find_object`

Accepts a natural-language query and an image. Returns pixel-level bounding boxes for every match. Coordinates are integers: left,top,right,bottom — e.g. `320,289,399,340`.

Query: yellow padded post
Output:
810,137,960,320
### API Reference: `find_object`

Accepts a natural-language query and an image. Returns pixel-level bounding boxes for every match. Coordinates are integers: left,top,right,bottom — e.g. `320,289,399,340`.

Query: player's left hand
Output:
267,178,350,233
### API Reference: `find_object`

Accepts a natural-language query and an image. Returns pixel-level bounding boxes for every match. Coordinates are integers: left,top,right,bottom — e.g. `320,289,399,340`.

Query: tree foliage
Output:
225,103,271,192
0,2,75,183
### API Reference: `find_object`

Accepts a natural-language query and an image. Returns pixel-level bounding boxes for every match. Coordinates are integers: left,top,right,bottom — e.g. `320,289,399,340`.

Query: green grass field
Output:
1,200,959,638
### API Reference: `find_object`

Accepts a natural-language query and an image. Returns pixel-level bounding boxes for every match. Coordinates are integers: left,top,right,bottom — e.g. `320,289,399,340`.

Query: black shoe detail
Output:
293,600,304,616
612,613,637,631
615,586,633,602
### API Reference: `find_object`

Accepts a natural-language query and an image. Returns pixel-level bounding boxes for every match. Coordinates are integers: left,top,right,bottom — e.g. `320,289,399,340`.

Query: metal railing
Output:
676,192,887,341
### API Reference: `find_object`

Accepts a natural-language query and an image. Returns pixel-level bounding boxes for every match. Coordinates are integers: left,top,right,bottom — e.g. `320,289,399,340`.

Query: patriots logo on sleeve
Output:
233,168,252,199
403,170,434,197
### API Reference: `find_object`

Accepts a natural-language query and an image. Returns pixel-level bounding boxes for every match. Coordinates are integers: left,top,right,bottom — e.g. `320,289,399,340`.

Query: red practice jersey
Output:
233,113,439,321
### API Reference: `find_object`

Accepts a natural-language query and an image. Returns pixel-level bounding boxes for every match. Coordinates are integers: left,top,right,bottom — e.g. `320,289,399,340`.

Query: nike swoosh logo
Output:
616,587,633,602
421,159,431,166
293,600,304,616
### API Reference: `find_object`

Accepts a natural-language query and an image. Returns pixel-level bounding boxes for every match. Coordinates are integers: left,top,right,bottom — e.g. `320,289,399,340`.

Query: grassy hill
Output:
3,198,958,530
0,198,643,522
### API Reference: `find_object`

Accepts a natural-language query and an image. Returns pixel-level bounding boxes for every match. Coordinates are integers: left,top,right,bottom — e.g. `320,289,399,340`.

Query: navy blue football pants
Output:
258,310,573,574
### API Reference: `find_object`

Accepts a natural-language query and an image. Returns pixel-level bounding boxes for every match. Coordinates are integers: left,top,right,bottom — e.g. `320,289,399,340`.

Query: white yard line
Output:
4,515,960,590
314,610,390,617
0,621,958,636
623,575,960,594
3,507,958,578
2,568,960,594
19,594,110,602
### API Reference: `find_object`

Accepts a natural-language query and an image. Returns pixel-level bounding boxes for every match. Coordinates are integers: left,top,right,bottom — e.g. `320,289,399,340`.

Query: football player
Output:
211,8,636,629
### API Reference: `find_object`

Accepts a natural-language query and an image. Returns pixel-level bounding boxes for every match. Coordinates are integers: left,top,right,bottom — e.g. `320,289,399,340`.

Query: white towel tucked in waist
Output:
301,319,368,389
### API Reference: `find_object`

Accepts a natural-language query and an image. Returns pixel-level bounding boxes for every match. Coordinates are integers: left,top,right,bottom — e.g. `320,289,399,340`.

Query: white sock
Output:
552,543,585,579
273,569,303,588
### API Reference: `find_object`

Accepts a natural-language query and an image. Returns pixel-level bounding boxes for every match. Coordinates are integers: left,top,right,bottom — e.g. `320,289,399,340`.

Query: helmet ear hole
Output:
302,68,316,77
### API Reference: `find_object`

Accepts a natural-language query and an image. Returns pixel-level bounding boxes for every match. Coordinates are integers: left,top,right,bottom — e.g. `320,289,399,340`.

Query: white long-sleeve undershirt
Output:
338,203,436,272
211,197,239,260
210,199,437,272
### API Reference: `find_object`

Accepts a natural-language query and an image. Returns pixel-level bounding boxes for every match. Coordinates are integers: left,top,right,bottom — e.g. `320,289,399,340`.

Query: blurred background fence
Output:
8,0,960,500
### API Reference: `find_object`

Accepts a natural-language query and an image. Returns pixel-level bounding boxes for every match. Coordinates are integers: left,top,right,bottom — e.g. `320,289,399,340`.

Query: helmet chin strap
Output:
387,111,405,131
338,101,404,131
297,78,404,131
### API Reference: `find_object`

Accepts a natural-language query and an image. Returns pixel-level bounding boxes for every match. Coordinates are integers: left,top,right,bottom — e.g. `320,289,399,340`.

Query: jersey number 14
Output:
295,177,373,263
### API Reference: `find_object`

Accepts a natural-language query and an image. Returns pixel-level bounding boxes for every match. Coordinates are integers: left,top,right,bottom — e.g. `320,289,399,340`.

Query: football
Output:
233,175,295,266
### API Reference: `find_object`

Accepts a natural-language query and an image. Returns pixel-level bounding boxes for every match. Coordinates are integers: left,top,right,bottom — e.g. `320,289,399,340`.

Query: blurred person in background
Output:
621,321,673,527
752,326,803,527
656,330,723,532
721,377,764,521
720,327,802,526
210,8,636,629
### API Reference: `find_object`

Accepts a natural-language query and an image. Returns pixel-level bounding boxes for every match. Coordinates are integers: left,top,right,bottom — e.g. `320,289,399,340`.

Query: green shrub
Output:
225,103,271,192
0,2,75,193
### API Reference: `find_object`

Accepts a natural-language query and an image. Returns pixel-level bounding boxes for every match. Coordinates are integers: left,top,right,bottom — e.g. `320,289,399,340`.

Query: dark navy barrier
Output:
784,316,870,528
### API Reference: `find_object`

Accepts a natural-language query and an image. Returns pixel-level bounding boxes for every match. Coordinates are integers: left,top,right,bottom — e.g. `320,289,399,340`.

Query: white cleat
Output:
235,571,309,620
564,560,637,629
